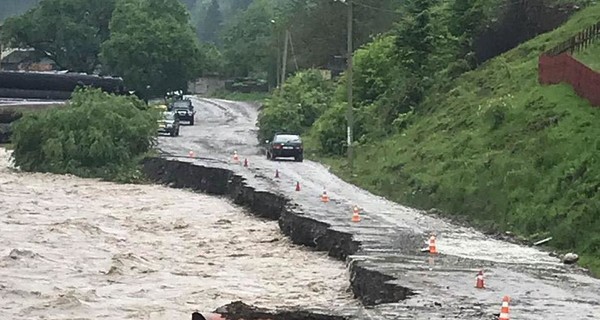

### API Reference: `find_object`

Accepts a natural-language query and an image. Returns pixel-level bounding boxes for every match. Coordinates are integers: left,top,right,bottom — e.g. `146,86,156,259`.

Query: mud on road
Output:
0,148,358,319
156,97,600,319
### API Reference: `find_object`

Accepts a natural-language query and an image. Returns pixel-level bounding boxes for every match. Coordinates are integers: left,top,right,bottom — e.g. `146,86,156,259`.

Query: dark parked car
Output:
266,133,303,162
158,111,180,137
169,99,195,125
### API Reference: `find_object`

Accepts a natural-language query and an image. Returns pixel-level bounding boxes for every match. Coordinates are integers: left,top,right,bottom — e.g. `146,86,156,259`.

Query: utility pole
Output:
276,33,281,88
271,19,281,89
281,29,290,91
346,0,354,170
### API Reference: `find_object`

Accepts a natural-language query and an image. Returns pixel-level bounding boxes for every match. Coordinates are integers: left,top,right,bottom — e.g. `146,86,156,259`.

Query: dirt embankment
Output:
142,157,413,307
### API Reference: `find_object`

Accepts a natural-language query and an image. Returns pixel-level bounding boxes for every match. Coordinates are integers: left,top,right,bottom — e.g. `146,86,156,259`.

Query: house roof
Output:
1,48,36,61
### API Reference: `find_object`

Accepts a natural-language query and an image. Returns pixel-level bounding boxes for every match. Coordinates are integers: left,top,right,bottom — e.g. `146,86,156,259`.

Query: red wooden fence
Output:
539,53,600,106
538,22,600,106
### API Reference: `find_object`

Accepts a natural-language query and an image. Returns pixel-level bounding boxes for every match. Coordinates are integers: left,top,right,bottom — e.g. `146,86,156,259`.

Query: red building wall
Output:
539,53,600,106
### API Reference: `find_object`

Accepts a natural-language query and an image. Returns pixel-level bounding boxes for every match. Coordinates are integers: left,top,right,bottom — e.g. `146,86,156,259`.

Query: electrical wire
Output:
353,1,403,15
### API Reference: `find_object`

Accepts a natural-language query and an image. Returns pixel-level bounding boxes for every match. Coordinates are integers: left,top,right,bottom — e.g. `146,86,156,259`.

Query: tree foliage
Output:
257,69,333,142
221,0,274,77
100,0,205,99
200,0,223,44
353,35,397,106
395,0,434,76
311,85,350,156
11,88,158,182
448,0,485,70
273,0,402,70
230,0,254,12
179,0,197,10
0,0,116,73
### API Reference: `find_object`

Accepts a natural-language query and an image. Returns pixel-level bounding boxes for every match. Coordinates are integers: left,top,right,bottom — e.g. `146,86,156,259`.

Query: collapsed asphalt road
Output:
157,97,600,319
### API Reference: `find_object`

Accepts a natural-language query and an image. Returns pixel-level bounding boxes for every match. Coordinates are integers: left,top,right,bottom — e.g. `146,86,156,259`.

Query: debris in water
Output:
533,237,552,246
211,301,348,320
8,249,38,260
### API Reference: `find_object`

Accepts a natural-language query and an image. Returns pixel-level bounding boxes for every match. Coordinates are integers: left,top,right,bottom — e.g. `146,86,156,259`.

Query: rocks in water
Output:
562,253,579,264
8,249,37,260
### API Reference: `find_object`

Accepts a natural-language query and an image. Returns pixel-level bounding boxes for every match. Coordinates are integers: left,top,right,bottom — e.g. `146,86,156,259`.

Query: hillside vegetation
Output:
259,3,600,275
328,4,600,274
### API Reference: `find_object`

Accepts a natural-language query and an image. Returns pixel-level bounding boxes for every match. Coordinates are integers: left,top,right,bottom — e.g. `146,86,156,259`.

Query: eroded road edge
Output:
141,157,414,308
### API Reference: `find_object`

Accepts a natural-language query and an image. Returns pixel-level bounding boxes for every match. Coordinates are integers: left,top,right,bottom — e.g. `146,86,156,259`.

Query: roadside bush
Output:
311,102,347,155
11,88,158,182
353,34,398,105
257,69,333,142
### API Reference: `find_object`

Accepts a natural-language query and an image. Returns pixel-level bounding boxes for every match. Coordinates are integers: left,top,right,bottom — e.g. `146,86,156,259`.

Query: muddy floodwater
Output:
0,148,357,319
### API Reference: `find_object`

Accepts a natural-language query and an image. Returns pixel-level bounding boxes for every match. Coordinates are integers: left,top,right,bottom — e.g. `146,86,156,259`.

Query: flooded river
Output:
0,148,357,319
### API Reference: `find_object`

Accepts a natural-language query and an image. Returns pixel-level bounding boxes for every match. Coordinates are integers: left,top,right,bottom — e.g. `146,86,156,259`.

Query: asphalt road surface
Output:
157,97,600,319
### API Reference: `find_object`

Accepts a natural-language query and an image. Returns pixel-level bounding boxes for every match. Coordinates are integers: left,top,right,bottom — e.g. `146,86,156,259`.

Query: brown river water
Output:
0,148,358,319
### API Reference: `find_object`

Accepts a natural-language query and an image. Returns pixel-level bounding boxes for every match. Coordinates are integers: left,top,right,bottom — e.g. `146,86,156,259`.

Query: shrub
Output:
257,69,333,142
11,88,158,182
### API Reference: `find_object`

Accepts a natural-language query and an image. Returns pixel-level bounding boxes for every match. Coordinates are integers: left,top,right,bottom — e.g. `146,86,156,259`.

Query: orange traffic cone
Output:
321,190,330,203
351,205,361,222
244,158,248,167
429,235,438,254
188,151,195,158
499,296,510,320
475,270,485,289
295,181,301,191
275,169,280,178
232,151,239,162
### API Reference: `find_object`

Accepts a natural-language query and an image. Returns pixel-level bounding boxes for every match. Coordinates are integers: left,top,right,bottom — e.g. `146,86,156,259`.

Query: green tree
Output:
390,0,435,116
101,0,205,99
268,0,402,71
201,0,223,44
258,69,333,142
448,0,485,70
11,88,157,182
353,34,397,105
395,0,434,75
179,0,197,10
231,0,253,12
221,0,274,77
0,0,116,73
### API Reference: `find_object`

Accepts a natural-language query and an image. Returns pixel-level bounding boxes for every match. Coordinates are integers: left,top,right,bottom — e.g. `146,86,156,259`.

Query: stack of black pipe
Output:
0,71,126,100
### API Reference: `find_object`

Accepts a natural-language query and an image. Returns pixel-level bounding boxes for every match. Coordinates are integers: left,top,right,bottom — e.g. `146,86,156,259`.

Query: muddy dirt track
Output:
157,97,600,319
0,148,358,319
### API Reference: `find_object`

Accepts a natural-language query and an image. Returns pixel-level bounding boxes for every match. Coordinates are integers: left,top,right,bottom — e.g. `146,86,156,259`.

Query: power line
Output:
353,1,402,14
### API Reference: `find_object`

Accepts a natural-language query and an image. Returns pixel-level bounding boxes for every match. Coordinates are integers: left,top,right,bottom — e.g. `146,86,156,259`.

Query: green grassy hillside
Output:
321,4,600,275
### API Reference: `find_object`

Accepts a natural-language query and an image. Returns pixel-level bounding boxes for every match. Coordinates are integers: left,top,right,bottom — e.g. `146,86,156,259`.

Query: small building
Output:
326,55,347,78
0,48,57,71
317,69,332,80
188,74,225,95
